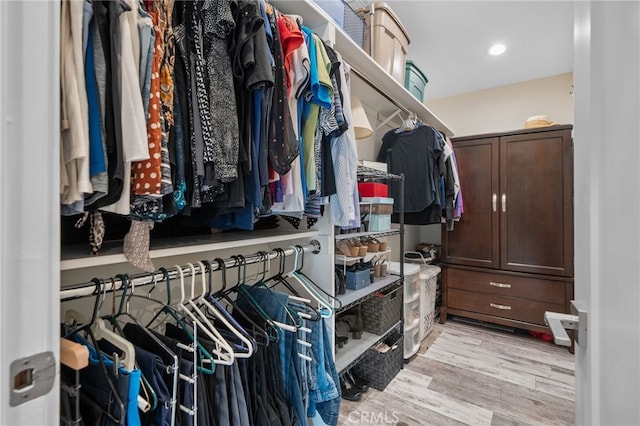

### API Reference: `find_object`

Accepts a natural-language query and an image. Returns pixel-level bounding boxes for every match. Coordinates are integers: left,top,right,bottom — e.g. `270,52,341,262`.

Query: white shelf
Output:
269,0,453,137
335,331,381,373
335,229,399,241
335,249,392,263
337,274,400,308
61,228,320,270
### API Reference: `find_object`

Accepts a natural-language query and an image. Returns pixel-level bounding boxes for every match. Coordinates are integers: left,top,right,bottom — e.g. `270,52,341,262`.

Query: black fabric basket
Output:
361,284,402,335
353,333,403,391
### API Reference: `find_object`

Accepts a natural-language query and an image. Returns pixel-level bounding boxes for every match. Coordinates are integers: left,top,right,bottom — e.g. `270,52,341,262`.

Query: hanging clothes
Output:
376,124,445,225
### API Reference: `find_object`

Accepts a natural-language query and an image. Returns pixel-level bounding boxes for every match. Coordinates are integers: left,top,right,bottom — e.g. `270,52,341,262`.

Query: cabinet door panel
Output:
500,129,573,276
442,138,499,268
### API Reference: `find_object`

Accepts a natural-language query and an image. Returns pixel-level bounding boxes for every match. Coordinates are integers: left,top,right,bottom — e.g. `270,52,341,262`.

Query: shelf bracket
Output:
376,109,403,132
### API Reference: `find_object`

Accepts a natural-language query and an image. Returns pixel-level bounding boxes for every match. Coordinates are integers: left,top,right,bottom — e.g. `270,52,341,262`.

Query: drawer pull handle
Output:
492,194,497,212
489,281,511,289
490,303,512,310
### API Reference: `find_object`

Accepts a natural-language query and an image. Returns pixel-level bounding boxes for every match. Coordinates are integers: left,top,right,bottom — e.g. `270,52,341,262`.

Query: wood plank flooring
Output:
339,320,575,425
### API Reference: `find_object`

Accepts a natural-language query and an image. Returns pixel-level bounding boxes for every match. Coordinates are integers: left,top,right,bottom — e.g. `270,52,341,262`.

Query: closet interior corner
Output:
57,0,453,424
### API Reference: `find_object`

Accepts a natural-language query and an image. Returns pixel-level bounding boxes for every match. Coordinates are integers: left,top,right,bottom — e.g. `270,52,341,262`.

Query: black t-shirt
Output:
376,125,444,214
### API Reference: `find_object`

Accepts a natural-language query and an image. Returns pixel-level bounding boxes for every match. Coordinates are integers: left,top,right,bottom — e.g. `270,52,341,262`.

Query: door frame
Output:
573,2,640,424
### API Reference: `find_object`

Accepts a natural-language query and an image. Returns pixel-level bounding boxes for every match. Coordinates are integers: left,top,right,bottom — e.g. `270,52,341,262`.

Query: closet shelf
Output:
269,0,453,137
335,249,392,263
356,165,402,181
61,228,320,270
335,229,400,241
337,275,401,312
334,320,402,374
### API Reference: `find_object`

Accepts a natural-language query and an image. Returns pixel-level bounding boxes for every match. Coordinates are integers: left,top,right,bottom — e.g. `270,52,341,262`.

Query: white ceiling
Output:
351,1,575,100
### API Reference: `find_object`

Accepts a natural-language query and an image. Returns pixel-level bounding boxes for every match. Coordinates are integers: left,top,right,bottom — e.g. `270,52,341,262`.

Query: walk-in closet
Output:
2,1,640,425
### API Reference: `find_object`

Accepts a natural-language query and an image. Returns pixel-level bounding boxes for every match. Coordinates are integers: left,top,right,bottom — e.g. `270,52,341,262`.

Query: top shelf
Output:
61,228,320,270
269,0,453,137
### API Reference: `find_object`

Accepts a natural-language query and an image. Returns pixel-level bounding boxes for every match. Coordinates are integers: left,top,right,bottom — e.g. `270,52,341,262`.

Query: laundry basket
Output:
419,265,441,340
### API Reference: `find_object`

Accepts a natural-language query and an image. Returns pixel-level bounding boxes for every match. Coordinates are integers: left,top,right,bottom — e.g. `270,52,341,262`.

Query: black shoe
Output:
336,336,348,349
346,370,369,392
340,375,362,401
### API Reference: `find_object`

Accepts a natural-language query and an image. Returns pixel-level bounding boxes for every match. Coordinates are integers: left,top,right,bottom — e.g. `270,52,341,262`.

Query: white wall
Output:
425,73,574,137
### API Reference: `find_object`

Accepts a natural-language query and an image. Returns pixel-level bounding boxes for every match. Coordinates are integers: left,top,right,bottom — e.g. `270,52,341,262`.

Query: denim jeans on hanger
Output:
307,318,341,426
70,336,138,426
237,285,307,426
133,344,173,426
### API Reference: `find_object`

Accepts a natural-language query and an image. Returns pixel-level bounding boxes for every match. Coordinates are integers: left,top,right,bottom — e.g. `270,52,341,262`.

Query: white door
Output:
573,1,640,424
0,1,61,423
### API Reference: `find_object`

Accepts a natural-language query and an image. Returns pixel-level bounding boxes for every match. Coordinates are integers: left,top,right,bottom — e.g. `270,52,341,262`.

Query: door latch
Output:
544,300,587,348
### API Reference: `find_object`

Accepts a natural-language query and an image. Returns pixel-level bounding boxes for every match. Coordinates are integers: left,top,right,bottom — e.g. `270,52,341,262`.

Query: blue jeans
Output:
237,285,307,426
307,318,341,426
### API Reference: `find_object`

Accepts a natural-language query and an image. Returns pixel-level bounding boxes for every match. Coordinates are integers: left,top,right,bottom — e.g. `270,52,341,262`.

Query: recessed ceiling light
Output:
489,43,507,56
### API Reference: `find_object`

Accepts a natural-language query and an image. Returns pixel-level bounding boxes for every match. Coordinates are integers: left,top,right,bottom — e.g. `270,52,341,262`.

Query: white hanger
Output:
399,112,418,131
193,261,255,359
174,264,235,366
64,309,136,371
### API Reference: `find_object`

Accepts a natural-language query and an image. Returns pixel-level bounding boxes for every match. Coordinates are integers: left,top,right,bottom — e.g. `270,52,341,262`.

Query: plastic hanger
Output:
64,294,136,371
223,256,291,341
100,276,156,414
236,254,302,331
266,249,320,321
398,112,418,132
63,278,126,424
285,246,336,317
113,274,181,418
176,264,235,366
191,261,255,358
206,258,272,347
145,268,217,375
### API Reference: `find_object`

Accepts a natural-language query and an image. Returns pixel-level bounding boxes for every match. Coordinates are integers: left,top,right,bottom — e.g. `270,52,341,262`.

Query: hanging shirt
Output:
377,124,445,224
329,58,360,228
271,14,308,214
103,0,151,215
60,0,92,208
84,9,109,207
300,26,331,194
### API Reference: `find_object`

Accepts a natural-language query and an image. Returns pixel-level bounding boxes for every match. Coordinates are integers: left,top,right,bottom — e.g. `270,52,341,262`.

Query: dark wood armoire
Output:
440,125,574,332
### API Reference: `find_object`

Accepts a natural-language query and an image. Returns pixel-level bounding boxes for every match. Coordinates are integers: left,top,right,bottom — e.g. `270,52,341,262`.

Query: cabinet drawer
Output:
448,289,564,325
446,268,565,304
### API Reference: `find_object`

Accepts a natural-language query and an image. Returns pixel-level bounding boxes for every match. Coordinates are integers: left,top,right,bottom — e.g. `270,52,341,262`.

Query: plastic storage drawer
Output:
403,323,421,359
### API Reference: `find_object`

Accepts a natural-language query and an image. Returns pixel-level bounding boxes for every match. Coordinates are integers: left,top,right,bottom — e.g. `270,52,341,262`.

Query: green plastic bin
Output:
404,60,428,102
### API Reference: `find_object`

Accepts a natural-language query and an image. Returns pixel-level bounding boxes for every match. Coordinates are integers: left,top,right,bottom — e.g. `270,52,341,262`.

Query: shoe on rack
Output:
340,375,362,401
345,370,369,393
336,335,348,349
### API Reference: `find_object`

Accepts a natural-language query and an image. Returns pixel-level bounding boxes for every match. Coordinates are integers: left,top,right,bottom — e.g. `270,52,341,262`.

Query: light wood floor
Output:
339,319,575,425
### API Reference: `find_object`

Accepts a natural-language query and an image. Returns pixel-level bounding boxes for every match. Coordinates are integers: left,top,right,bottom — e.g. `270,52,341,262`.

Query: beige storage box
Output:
358,2,411,83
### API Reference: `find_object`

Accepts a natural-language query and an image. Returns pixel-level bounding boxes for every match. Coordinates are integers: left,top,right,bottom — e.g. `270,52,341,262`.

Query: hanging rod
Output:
60,240,322,301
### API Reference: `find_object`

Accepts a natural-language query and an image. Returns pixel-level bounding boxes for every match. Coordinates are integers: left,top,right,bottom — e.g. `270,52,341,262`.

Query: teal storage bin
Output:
404,60,428,102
